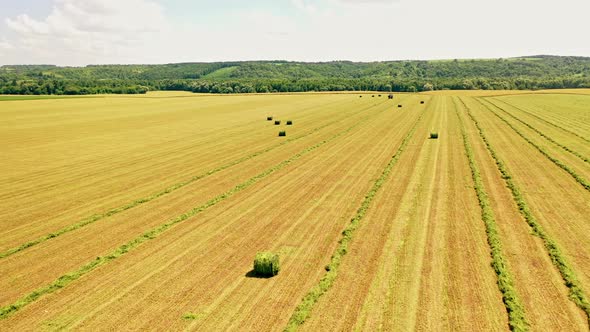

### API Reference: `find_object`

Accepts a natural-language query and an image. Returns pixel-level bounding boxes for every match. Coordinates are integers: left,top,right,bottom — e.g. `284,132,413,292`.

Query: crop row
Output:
453,97,528,331
476,98,590,192
486,97,590,144
460,97,590,324
283,102,427,331
0,101,385,260
485,99,589,164
0,103,386,320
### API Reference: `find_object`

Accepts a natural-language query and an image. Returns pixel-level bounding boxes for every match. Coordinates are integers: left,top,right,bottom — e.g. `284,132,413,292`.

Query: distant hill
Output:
1,56,590,95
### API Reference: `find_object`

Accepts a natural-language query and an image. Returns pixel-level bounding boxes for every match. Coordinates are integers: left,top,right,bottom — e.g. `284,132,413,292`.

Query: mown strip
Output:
0,103,387,320
486,98,589,164
0,101,385,260
283,102,426,332
460,97,590,325
485,97,590,144
453,97,528,331
475,98,590,192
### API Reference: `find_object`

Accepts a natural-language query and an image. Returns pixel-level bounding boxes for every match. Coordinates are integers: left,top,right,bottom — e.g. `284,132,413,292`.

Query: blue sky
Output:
1,0,589,65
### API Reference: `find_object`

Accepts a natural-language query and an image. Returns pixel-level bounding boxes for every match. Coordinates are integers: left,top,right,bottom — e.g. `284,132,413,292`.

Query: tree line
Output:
1,56,589,95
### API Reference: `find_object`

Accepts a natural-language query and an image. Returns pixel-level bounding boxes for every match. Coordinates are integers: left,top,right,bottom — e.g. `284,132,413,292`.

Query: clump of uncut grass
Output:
267,116,273,121
278,131,286,137
286,120,293,125
430,132,439,139
275,120,281,125
254,252,280,277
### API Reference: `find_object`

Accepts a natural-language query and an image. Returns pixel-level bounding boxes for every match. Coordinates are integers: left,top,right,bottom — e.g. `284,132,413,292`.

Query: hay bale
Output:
430,132,439,139
286,120,293,125
274,120,281,125
398,104,402,108
378,94,382,97
420,101,425,104
267,116,273,121
254,252,280,276
278,131,286,137
359,95,363,98
388,94,393,99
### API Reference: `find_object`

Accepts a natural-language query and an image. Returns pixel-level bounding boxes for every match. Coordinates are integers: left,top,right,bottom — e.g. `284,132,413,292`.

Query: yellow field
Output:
0,91,589,331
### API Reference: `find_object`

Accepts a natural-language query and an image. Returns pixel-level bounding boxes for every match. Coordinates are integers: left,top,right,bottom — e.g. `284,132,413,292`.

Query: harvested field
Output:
1,91,589,331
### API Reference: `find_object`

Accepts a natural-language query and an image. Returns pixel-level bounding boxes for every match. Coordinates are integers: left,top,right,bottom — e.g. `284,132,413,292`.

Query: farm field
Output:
1,91,589,331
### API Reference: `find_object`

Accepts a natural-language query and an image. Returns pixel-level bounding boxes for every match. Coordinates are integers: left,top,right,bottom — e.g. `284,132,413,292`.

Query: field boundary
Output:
460,97,590,325
475,98,590,192
485,98,589,164
453,97,528,331
283,99,427,331
484,96,590,144
0,100,389,320
0,100,388,260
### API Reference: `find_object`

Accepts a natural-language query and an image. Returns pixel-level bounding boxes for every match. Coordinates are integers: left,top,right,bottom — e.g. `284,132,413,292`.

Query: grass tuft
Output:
267,116,273,121
286,120,293,125
429,132,439,139
278,131,286,137
275,120,281,125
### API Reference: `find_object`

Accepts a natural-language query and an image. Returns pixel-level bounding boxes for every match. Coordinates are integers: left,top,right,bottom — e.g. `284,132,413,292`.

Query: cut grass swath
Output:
0,101,388,321
460,97,590,325
454,97,528,331
0,101,389,261
485,98,589,164
283,103,427,331
475,98,590,192
487,98,590,144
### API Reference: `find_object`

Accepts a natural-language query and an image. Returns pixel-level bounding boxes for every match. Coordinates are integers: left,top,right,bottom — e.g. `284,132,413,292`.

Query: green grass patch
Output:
286,120,293,125
284,104,426,331
267,116,273,121
278,131,286,137
429,132,439,139
275,120,281,125
460,97,590,325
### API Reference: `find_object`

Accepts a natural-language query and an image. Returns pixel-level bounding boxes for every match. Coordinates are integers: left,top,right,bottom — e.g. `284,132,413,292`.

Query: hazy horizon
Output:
1,0,589,66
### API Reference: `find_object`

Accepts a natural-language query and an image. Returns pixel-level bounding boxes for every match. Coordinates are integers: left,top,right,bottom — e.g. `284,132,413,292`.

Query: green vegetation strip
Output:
283,104,426,332
485,97,590,144
0,101,384,260
453,98,528,331
486,98,589,164
476,98,590,192
0,103,385,320
460,97,590,324
0,95,101,101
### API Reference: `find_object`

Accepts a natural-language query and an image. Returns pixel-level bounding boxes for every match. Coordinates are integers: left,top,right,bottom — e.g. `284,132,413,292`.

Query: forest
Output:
1,55,589,95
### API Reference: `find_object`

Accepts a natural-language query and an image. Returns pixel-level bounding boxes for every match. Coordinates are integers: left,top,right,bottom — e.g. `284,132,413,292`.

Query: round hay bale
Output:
286,120,293,125
267,116,273,121
254,252,280,276
274,120,281,125
398,104,402,108
420,101,425,104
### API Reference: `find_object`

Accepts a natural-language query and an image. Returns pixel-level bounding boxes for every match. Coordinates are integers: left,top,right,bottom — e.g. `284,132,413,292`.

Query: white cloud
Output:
3,0,168,65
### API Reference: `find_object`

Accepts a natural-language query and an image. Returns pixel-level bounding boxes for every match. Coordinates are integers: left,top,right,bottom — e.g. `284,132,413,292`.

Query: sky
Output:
0,0,589,66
